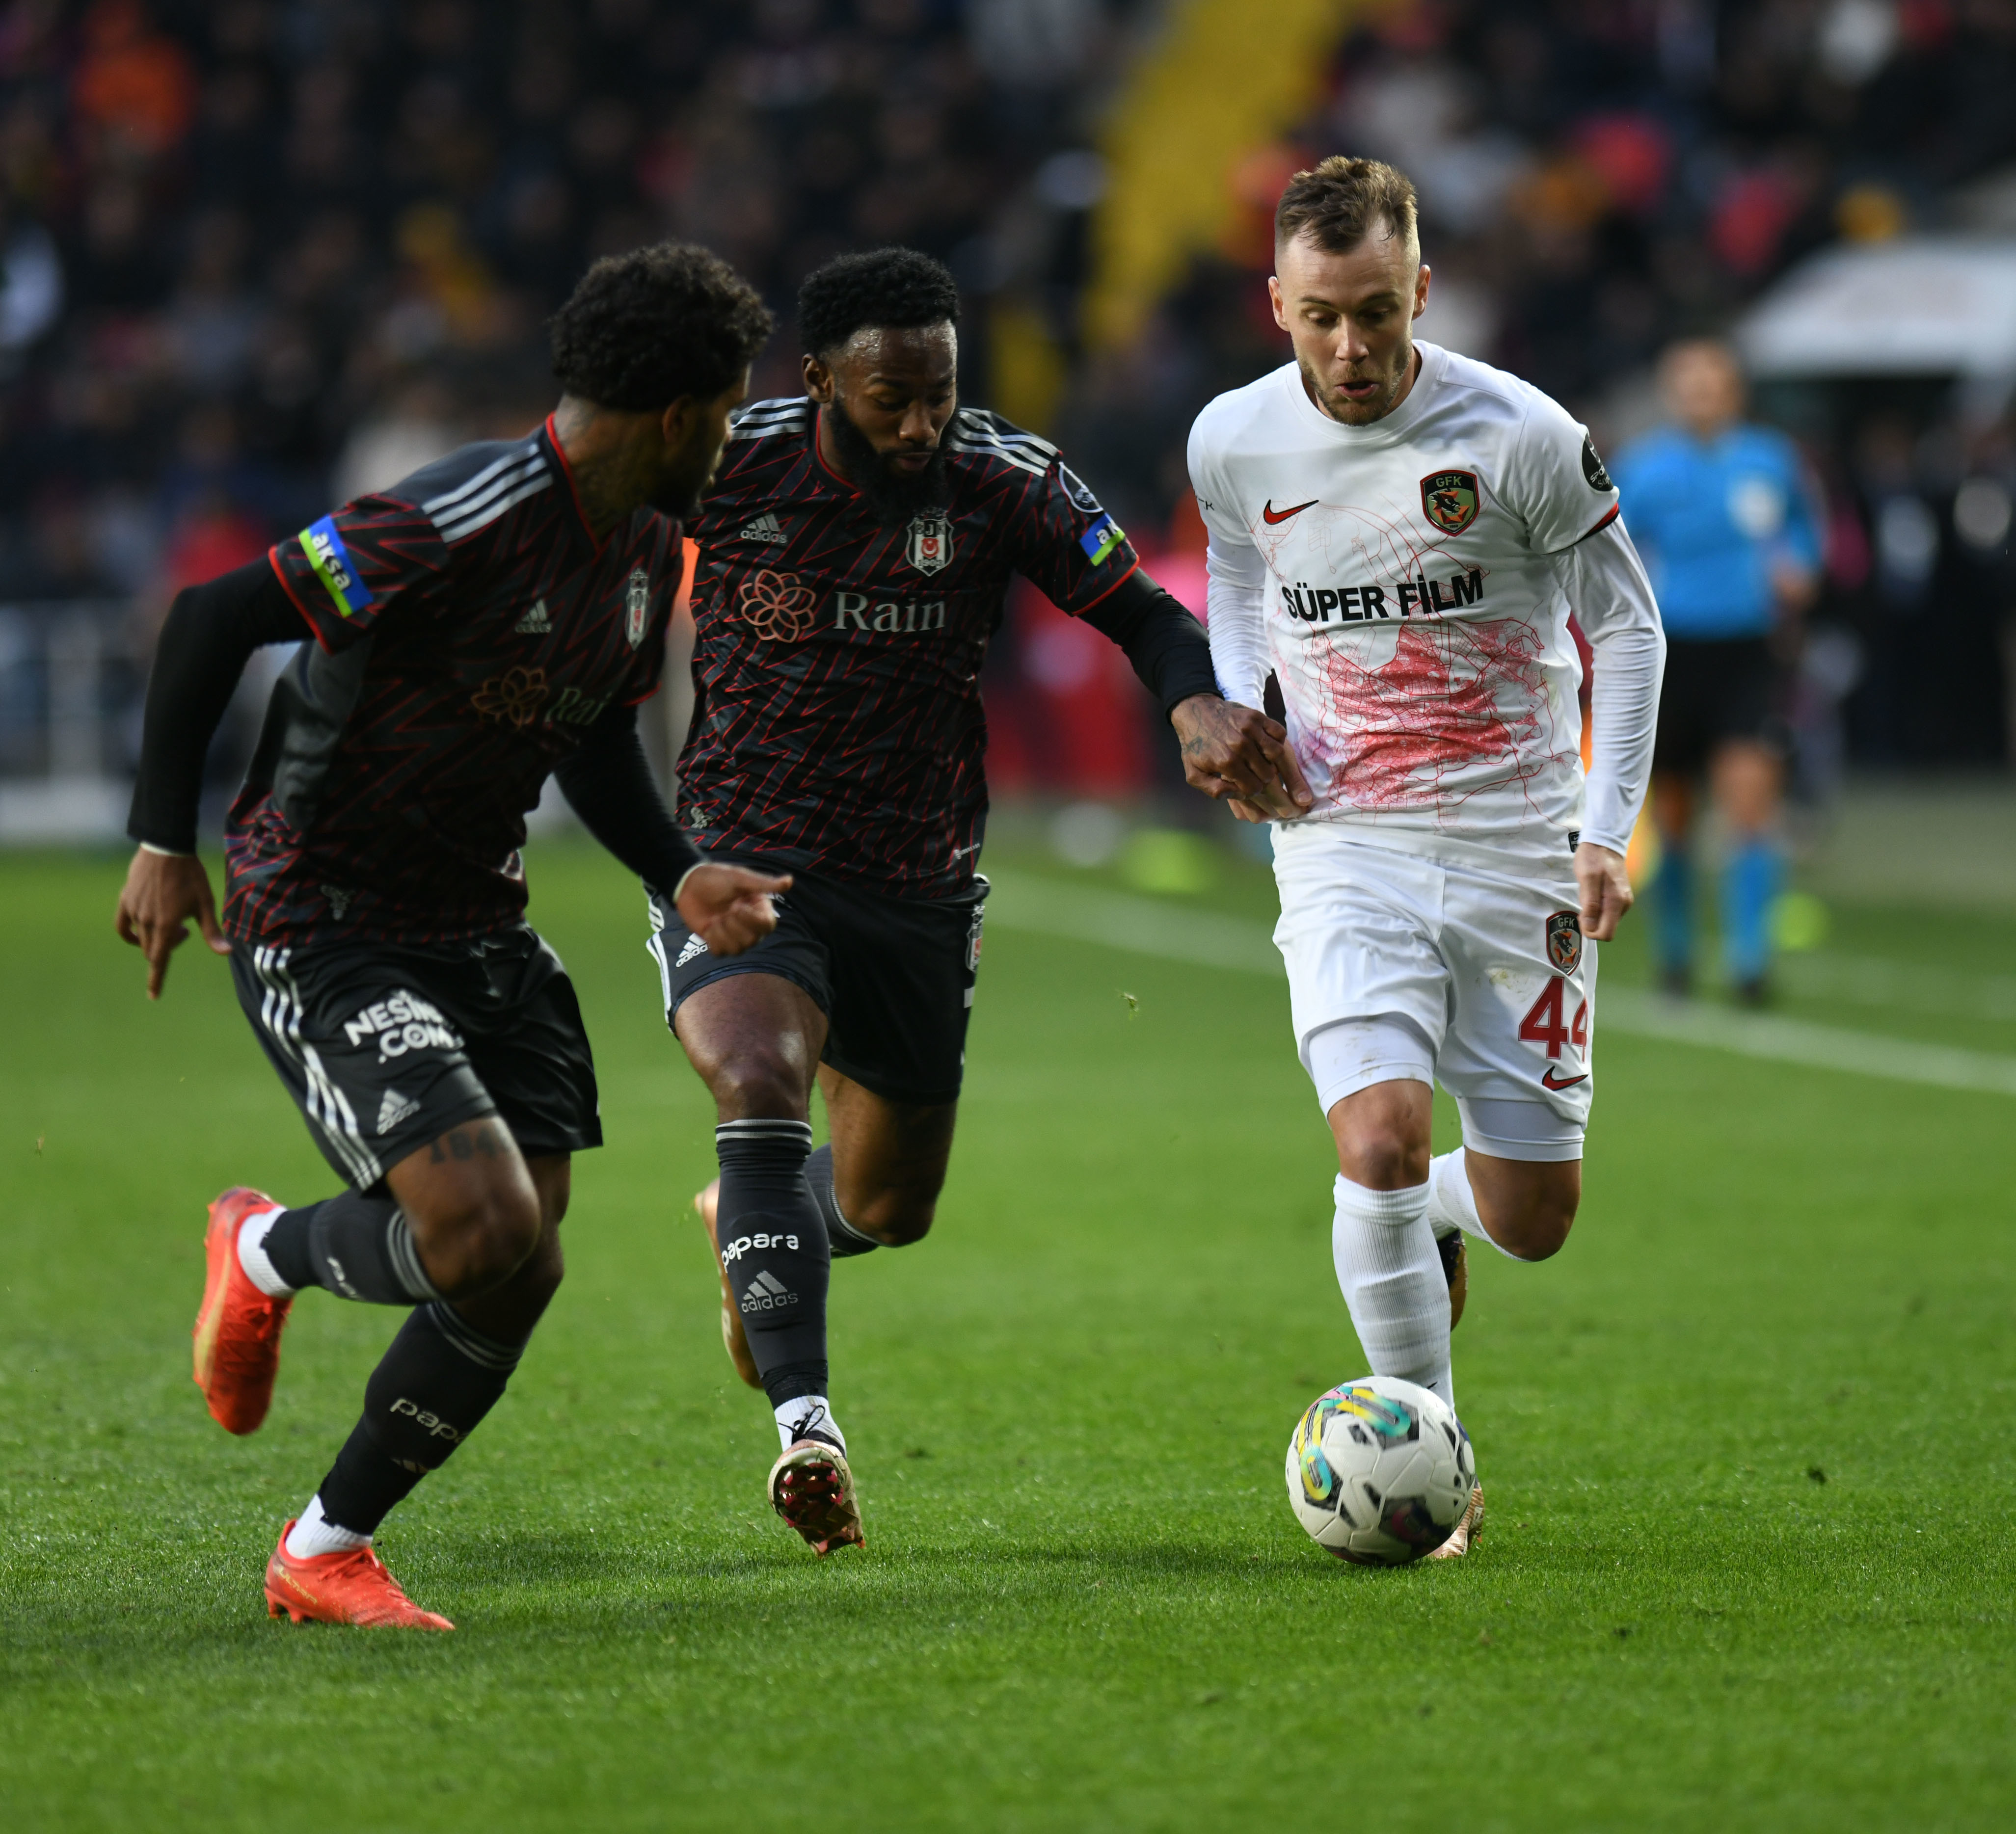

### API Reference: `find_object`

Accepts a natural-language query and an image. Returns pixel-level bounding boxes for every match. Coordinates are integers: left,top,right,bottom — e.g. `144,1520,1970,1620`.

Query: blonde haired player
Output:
1186,157,1665,1557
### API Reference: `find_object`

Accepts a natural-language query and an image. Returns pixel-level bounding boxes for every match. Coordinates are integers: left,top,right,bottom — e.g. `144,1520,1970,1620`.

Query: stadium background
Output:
0,0,2013,848
6,7,2016,1828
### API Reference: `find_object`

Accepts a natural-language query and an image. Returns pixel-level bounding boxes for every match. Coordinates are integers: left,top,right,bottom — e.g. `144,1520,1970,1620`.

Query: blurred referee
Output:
1613,340,1822,1004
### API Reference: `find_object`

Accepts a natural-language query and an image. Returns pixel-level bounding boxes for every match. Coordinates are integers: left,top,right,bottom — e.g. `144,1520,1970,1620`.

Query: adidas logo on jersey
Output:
515,598,551,634
675,933,709,968
737,512,786,544
376,1088,421,1136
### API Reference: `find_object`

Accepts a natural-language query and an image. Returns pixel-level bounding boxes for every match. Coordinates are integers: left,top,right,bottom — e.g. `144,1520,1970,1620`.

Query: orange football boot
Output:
192,1186,292,1435
695,1179,762,1389
264,1522,454,1630
768,1439,865,1555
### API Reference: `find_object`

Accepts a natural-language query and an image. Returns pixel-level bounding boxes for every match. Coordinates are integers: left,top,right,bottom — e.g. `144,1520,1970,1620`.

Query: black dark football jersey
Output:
225,415,679,947
679,399,1140,898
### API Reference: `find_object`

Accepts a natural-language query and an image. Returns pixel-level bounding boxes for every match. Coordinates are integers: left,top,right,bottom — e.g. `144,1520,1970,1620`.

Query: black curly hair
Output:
550,242,774,411
798,247,961,358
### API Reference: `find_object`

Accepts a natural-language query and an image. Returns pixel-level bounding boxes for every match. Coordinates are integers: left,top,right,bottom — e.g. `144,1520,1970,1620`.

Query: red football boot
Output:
264,1523,454,1630
192,1186,292,1435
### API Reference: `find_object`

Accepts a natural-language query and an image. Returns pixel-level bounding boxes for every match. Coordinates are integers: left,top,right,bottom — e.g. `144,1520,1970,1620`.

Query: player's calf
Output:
238,1120,542,1308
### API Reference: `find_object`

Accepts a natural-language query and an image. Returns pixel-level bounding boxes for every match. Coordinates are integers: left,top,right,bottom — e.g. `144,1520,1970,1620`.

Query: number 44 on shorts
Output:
1518,977,1588,1063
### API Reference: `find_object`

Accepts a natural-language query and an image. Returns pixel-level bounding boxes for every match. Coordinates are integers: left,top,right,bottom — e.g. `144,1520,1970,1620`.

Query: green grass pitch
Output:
3,837,2014,1831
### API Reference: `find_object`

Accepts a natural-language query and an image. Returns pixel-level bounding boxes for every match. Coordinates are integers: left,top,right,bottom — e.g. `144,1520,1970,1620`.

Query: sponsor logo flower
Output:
736,568,818,642
470,665,550,726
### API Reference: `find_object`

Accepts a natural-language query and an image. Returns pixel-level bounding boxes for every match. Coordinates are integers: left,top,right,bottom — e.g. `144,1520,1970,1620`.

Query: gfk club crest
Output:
905,513,954,576
1421,470,1479,535
624,567,650,647
1545,910,1583,975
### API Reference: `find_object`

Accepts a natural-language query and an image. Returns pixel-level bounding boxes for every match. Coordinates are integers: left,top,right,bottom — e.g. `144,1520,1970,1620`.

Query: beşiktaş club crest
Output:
624,567,650,647
905,513,954,576
1421,470,1480,535
1545,910,1583,975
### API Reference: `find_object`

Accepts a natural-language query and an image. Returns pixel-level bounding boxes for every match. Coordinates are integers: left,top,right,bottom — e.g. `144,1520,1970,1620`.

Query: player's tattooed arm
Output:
1170,694,1313,822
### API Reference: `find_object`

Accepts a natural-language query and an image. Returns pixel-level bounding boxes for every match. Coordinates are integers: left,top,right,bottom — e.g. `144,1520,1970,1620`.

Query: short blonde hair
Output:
1275,156,1419,260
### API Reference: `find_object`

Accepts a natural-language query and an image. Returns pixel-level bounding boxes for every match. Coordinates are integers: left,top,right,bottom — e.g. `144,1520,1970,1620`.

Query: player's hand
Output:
675,862,790,957
1573,841,1632,942
114,848,231,1000
1171,694,1313,821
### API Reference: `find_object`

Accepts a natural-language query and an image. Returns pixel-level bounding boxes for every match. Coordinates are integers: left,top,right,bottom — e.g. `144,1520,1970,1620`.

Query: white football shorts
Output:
1271,823,1597,1162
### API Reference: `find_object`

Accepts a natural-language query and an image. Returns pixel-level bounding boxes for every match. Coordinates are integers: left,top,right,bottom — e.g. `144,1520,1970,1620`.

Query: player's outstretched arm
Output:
1170,693,1313,821
1077,567,1314,821
116,558,307,997
553,702,787,957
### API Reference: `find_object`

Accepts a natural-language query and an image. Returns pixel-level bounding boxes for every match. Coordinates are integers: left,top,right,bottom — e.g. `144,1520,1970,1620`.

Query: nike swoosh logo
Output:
1262,498,1318,524
1540,1065,1589,1090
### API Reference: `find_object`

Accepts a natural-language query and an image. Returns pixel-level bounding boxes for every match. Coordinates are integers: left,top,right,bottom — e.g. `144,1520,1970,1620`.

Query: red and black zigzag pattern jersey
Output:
224,414,679,948
680,399,1139,898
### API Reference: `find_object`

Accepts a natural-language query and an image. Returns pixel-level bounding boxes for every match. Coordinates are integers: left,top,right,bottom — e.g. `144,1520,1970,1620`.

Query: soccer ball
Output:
1285,1376,1475,1565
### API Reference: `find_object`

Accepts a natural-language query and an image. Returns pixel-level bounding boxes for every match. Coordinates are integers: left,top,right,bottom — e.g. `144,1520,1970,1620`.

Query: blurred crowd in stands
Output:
1051,0,2016,782
0,0,2012,805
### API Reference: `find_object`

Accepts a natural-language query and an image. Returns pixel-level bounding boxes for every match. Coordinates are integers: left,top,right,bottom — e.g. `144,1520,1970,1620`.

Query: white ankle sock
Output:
236,1205,294,1299
1330,1174,1453,1407
1428,1149,1521,1257
284,1494,370,1560
775,1395,845,1455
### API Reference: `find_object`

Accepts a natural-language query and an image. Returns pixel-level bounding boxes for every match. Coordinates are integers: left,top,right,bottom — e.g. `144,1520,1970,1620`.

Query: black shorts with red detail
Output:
679,400,1141,900
646,867,988,1107
231,925,600,1191
1652,635,1786,777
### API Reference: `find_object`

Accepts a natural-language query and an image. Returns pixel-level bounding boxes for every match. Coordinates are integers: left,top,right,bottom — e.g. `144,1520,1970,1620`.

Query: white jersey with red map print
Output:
1188,340,1632,875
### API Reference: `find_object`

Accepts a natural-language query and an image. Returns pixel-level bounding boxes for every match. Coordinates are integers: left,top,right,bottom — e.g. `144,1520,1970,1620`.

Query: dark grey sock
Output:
264,1193,442,1304
804,1143,882,1257
316,1302,523,1535
714,1117,830,1406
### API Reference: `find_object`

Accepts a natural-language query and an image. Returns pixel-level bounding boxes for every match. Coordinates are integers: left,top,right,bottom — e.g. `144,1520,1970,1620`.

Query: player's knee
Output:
1338,1130,1431,1191
428,1183,543,1296
710,1052,810,1123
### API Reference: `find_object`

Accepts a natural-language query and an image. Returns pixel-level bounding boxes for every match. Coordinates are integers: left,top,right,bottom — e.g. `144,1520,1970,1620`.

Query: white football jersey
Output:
1188,340,1623,873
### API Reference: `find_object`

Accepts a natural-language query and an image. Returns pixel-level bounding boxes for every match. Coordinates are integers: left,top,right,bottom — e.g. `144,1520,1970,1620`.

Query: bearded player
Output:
649,248,1299,1552
114,245,785,1629
1188,158,1665,1558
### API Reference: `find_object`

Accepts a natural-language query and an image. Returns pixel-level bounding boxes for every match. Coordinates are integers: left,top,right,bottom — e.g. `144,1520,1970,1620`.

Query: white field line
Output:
985,873,2016,1100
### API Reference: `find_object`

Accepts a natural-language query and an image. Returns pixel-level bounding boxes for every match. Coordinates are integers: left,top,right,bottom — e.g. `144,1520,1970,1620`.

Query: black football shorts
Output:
1652,635,1787,777
647,866,988,1106
230,925,601,1191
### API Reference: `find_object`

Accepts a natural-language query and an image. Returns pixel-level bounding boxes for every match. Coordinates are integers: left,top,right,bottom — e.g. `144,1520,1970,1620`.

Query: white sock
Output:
1427,1149,1520,1258
775,1394,845,1455
1330,1174,1453,1407
284,1494,370,1560
236,1204,294,1299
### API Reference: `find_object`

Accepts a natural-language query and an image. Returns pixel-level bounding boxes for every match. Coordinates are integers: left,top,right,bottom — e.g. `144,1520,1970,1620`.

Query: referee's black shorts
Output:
647,866,988,1107
1652,635,1787,778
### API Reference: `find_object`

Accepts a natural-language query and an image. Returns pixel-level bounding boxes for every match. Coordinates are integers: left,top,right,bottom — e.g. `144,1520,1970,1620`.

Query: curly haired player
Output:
114,244,785,1629
650,247,1304,1553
